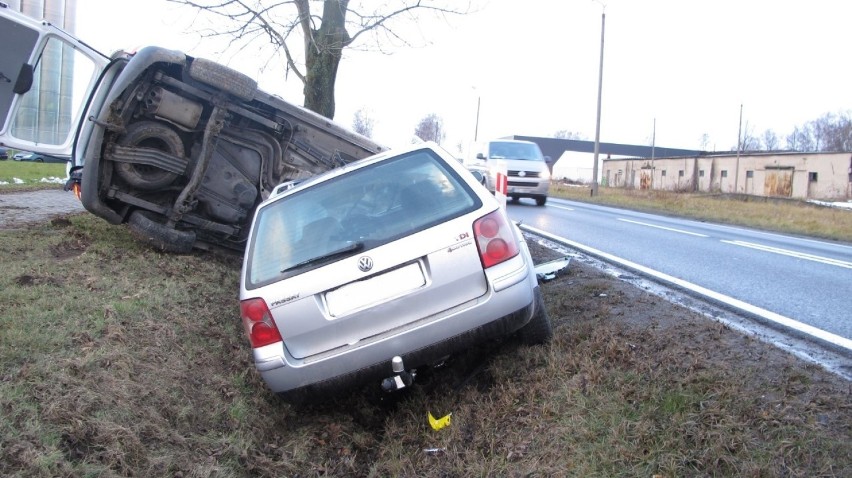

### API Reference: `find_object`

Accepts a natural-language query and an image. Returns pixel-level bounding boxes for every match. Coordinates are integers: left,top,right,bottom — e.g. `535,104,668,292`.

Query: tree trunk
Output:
301,0,350,119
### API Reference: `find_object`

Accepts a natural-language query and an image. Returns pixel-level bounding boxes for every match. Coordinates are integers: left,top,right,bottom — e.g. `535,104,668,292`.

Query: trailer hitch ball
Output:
381,356,415,392
392,356,404,373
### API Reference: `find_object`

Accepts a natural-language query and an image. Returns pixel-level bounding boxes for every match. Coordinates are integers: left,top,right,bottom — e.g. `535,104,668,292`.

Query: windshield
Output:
246,149,480,288
488,141,544,161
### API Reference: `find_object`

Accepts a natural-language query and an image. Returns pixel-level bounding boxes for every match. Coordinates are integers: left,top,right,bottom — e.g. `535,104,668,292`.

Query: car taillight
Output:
240,298,283,348
473,210,520,268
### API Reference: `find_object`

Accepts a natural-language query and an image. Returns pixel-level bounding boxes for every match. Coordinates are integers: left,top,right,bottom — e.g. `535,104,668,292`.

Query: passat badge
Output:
358,256,373,272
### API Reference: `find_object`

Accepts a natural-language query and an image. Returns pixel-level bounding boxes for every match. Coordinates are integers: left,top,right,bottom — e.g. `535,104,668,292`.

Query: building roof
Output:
510,135,703,161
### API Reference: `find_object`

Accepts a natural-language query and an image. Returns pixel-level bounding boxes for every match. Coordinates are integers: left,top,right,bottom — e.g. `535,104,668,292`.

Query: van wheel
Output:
188,58,257,102
127,210,195,253
535,196,547,206
517,287,552,345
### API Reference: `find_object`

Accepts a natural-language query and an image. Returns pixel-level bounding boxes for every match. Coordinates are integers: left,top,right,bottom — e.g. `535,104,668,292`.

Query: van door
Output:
0,6,108,158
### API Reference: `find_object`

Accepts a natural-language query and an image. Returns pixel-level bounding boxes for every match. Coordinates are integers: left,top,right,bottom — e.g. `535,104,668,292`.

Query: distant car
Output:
0,147,7,160
11,151,65,163
240,142,552,402
14,152,42,161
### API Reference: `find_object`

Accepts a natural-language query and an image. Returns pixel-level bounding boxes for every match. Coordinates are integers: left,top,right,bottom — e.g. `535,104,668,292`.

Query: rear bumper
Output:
278,298,534,402
253,275,538,399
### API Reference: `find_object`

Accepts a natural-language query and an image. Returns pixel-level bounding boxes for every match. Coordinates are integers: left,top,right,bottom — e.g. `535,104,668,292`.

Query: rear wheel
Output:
188,58,257,101
517,287,553,345
535,195,547,206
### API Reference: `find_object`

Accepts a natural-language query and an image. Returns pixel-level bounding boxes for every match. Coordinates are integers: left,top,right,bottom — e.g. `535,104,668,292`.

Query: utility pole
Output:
591,4,606,196
735,104,742,193
474,96,480,142
651,118,656,189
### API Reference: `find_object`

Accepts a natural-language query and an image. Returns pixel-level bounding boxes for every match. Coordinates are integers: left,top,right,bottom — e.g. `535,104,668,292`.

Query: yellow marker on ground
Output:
428,412,452,431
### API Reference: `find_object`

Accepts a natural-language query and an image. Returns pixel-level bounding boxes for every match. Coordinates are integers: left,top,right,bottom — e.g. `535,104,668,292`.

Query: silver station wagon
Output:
239,142,552,401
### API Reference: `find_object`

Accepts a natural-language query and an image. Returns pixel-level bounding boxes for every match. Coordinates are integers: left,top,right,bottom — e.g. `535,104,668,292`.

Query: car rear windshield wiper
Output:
281,241,365,273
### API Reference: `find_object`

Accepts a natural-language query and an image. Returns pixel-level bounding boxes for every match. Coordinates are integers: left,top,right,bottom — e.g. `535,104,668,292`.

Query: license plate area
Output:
325,262,426,317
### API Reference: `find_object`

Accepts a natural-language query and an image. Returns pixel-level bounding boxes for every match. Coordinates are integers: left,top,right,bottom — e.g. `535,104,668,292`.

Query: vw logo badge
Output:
358,256,373,272
518,171,527,177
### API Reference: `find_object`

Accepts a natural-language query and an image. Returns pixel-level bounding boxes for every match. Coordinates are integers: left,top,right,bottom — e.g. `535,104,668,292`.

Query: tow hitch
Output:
381,356,416,392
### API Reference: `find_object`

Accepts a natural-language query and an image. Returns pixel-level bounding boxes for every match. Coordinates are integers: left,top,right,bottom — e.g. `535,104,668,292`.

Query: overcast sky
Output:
75,0,852,154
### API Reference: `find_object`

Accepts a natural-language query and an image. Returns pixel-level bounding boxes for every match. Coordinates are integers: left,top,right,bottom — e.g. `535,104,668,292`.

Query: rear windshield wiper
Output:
281,241,365,273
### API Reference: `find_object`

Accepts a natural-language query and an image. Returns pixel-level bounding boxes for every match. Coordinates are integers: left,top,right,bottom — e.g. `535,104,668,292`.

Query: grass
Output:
0,213,849,476
0,160,67,191
551,184,852,243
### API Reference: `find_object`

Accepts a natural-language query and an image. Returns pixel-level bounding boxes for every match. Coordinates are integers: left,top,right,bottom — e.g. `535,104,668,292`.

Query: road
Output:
508,197,852,343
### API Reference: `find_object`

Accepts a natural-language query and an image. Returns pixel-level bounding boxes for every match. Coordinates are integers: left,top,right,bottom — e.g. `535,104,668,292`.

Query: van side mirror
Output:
544,155,552,163
476,152,486,160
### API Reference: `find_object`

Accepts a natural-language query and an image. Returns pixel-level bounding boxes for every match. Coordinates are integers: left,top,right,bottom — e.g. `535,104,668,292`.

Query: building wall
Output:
8,0,77,31
602,152,852,200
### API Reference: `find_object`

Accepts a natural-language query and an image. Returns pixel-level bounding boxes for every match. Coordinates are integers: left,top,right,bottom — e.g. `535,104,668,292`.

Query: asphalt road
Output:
507,197,852,343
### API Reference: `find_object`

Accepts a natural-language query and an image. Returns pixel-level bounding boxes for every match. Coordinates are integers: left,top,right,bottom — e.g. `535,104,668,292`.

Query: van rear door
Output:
0,5,108,158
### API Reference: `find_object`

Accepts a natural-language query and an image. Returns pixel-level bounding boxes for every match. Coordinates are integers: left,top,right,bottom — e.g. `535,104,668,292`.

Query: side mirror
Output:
469,170,485,184
544,156,552,163
476,152,486,160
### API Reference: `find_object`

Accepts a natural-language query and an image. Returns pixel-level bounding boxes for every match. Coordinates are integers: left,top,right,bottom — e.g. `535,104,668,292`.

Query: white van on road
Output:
475,139,550,206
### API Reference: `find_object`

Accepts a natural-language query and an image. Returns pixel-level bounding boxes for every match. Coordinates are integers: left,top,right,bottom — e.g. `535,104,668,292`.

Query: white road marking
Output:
617,218,709,237
548,204,574,211
519,224,852,353
722,240,852,270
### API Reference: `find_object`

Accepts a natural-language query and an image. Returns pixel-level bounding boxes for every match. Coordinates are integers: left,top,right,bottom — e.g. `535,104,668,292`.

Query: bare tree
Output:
761,129,779,150
785,111,852,152
169,0,470,119
553,130,585,140
736,121,760,151
414,113,445,144
813,111,852,152
786,125,816,152
699,133,710,151
352,107,375,138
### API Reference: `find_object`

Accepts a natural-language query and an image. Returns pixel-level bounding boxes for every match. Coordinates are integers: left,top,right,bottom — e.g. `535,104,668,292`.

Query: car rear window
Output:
246,149,481,288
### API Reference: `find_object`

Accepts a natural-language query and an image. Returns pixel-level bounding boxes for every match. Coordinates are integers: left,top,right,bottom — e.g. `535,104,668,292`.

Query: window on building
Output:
809,172,818,182
699,170,705,177
661,170,667,177
721,170,728,178
746,170,754,179
678,170,684,177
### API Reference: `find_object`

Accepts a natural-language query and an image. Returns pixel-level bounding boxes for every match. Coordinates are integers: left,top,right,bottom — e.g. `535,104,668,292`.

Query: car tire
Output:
517,287,553,345
127,210,196,253
114,121,183,190
188,58,257,102
535,196,547,206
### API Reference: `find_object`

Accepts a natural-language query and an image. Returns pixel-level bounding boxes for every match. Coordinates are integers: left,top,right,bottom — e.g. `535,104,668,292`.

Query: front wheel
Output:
535,196,547,206
127,210,196,253
517,287,552,345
